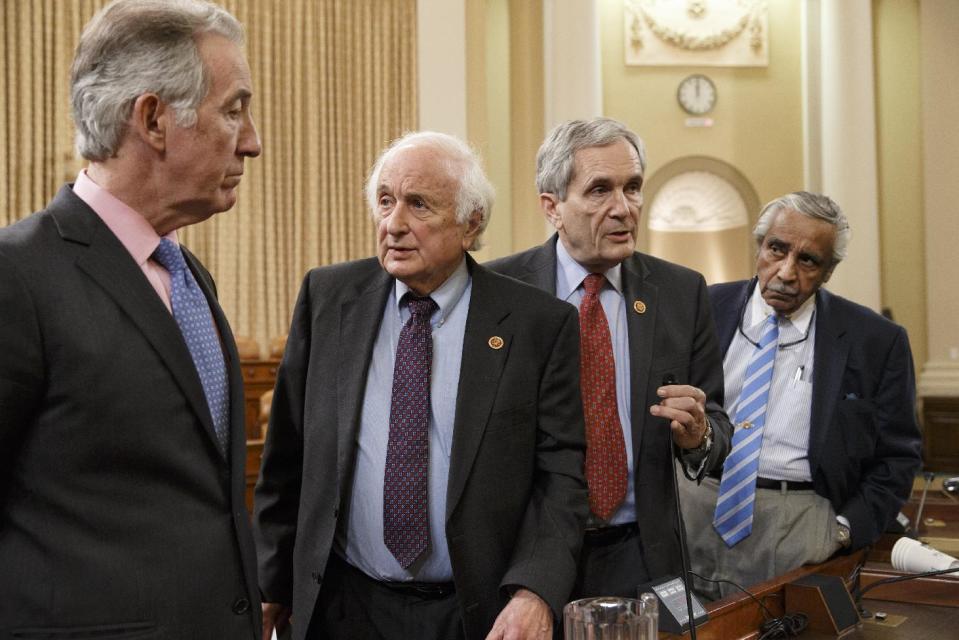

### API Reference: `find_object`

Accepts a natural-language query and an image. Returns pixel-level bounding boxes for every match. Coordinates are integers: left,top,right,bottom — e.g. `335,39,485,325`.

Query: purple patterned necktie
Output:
152,238,230,457
383,295,438,568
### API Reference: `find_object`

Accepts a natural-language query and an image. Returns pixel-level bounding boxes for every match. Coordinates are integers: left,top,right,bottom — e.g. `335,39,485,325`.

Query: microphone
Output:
662,373,699,640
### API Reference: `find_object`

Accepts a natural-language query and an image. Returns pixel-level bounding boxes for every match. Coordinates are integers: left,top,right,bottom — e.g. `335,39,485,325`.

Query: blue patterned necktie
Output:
713,314,779,547
152,238,230,457
383,295,437,569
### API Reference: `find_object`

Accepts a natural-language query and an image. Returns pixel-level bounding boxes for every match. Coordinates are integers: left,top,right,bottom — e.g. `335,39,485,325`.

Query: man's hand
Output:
649,384,708,450
262,602,292,640
485,588,553,640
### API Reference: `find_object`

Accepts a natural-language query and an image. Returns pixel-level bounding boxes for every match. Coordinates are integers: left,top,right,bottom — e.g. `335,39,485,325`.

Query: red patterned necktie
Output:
383,295,437,568
579,273,628,521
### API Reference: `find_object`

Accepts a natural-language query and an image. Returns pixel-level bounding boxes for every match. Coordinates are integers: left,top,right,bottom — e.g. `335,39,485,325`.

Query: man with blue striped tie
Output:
680,192,922,600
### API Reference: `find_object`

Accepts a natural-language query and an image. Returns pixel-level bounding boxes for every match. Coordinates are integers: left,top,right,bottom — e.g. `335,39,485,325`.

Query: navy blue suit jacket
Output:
710,279,922,549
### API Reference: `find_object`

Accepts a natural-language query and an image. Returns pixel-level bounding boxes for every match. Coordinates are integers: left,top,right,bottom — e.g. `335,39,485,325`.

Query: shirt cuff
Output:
680,447,709,481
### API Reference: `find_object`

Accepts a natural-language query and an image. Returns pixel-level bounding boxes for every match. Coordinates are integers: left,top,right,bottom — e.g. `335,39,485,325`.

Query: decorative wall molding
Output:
647,170,748,232
625,0,769,67
643,156,759,283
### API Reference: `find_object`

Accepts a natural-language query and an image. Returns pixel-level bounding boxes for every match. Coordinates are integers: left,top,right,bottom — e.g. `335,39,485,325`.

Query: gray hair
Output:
753,191,851,263
535,117,647,200
71,0,244,161
365,131,495,251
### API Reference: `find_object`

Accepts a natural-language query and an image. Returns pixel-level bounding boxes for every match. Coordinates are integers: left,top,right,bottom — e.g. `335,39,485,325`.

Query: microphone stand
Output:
912,471,935,538
663,374,698,639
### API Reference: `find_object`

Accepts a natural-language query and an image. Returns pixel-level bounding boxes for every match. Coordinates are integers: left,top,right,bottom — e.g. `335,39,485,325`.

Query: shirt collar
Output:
555,236,623,299
747,280,817,335
73,169,177,262
394,256,470,321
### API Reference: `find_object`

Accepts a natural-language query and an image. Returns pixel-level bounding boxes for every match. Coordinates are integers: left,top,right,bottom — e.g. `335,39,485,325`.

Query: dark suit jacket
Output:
0,186,260,639
710,279,922,549
486,236,732,581
253,256,588,640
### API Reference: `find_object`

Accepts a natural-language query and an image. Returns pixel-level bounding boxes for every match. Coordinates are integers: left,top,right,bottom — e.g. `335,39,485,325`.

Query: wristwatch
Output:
687,417,713,455
837,523,852,549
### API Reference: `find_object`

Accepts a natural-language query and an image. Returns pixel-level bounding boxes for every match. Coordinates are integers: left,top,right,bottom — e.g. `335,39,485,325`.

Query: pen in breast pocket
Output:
794,366,804,382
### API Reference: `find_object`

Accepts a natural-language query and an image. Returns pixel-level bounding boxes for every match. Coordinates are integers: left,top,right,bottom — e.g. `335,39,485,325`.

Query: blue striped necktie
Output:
152,238,231,457
713,314,779,547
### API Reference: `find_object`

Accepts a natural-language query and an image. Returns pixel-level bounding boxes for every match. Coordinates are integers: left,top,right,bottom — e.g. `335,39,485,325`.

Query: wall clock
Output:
677,74,717,115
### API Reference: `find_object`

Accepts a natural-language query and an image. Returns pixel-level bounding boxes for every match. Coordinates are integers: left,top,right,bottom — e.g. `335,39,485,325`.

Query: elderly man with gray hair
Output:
488,117,733,599
680,191,922,599
0,0,261,635
254,131,587,640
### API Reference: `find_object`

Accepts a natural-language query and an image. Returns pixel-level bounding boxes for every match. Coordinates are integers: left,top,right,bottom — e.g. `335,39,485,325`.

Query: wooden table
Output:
663,485,959,639
659,553,959,639
660,553,863,640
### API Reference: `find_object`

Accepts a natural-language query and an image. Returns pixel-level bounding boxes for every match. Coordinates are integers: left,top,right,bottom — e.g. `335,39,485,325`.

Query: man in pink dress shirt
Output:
0,1,262,637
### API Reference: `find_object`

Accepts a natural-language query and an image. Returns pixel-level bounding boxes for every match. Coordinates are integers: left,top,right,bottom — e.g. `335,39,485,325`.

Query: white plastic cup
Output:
890,536,959,573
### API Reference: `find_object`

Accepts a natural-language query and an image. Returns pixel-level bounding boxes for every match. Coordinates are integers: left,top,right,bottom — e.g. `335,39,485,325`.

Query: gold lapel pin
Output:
488,336,504,350
633,300,647,314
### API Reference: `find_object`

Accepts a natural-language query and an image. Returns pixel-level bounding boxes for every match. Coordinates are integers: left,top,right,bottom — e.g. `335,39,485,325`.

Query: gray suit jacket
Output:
487,235,732,581
0,186,260,639
253,255,588,640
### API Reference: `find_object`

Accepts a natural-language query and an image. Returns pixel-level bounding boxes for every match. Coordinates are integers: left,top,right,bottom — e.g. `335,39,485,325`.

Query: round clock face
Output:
677,74,717,115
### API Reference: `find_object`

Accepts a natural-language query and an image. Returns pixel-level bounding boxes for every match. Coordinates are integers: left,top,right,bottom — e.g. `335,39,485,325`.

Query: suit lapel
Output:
808,289,848,469
51,188,222,455
715,280,754,355
621,254,657,457
336,269,392,491
513,237,559,291
446,260,512,520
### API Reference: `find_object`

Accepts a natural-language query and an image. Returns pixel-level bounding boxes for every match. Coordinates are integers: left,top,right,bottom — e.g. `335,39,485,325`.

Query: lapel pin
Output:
633,300,646,314
488,336,504,350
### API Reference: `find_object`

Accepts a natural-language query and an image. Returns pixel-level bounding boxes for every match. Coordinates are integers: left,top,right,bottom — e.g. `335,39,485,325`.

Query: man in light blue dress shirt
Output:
255,131,588,640
681,191,922,599
488,117,733,598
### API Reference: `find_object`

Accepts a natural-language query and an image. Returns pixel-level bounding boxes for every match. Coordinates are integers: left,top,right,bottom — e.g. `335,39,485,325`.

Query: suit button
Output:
232,597,251,614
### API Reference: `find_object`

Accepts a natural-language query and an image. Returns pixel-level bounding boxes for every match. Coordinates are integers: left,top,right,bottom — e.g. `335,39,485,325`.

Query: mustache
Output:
765,282,798,296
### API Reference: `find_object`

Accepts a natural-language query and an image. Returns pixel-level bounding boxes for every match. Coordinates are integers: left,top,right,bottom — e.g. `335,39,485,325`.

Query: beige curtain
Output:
0,0,418,353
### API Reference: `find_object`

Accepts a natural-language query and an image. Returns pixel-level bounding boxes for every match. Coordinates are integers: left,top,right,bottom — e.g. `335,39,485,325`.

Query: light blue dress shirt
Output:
722,286,851,529
723,286,816,483
555,241,636,526
338,258,471,581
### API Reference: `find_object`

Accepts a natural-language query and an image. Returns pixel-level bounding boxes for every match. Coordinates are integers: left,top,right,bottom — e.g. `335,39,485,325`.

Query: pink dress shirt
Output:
72,170,176,313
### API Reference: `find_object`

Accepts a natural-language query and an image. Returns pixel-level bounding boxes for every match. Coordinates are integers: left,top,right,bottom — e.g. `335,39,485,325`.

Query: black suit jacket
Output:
710,279,922,549
486,236,732,580
253,256,588,640
0,186,260,639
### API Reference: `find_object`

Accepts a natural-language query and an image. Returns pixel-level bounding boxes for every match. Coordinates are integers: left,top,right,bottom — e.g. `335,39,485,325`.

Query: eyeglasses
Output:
737,298,815,350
